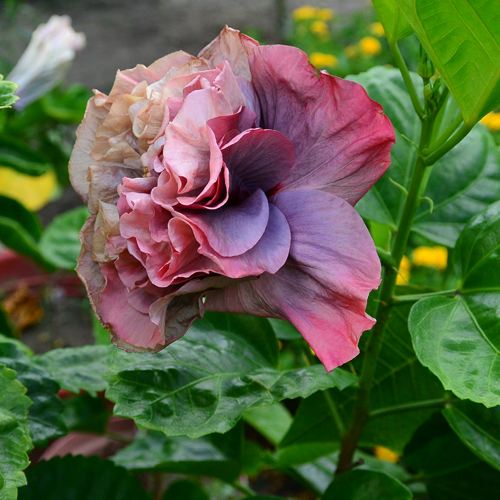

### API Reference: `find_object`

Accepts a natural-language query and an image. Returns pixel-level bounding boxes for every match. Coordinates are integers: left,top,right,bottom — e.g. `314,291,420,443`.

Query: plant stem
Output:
392,288,457,303
376,246,396,269
427,113,463,154
336,109,436,476
369,398,451,419
424,122,472,165
388,40,424,119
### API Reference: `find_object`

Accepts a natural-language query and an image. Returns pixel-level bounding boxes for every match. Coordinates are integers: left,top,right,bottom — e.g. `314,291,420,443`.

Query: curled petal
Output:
249,45,395,205
204,190,381,371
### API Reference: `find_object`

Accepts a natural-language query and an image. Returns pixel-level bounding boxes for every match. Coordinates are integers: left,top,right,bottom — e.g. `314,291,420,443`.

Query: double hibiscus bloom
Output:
70,28,394,371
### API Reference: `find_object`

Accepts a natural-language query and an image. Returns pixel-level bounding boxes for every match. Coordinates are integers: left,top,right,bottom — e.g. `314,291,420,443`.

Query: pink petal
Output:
204,190,381,371
249,45,395,205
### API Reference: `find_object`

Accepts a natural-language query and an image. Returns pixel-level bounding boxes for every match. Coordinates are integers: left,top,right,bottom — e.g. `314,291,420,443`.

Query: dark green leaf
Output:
404,412,479,477
203,312,279,368
18,455,150,500
0,79,18,109
395,0,500,124
352,67,500,247
0,195,51,269
322,470,412,500
269,318,302,341
409,200,500,406
0,364,32,500
444,401,500,471
39,206,89,270
0,137,52,176
0,335,66,447
280,304,444,456
61,394,109,433
0,305,16,338
427,462,500,500
163,480,209,500
372,0,413,42
105,320,357,438
34,345,109,397
112,428,242,482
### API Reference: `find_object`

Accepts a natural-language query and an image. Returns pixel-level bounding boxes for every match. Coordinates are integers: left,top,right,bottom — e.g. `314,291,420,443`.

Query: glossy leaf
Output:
203,312,279,368
0,137,52,176
39,206,89,270
105,320,357,438
61,395,109,433
112,428,242,482
0,335,66,447
372,0,413,41
352,67,500,247
18,455,150,500
280,304,444,456
444,401,500,471
34,345,109,397
322,470,412,500
409,201,500,406
0,365,32,500
0,79,18,109
163,480,209,500
269,318,302,341
395,0,500,124
40,84,91,123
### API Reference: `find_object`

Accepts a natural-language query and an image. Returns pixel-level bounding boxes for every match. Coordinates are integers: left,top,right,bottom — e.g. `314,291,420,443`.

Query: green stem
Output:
369,398,450,419
388,40,424,118
392,289,457,303
427,113,463,154
424,122,472,165
376,246,396,269
336,110,436,476
232,480,257,497
324,389,346,436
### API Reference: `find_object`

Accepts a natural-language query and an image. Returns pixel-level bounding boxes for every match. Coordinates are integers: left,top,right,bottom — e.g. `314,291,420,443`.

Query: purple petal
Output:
204,190,381,371
221,128,295,193
249,45,395,205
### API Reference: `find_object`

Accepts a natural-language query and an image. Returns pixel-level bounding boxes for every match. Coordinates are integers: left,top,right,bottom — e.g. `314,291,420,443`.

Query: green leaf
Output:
243,403,293,445
280,304,444,456
18,455,150,500
0,364,32,500
0,195,51,269
105,320,357,439
39,206,89,270
0,137,52,176
112,428,242,482
40,84,92,123
34,345,108,397
395,0,500,125
444,401,500,471
163,480,209,500
0,335,66,447
322,470,412,500
409,200,500,406
269,318,302,341
61,394,109,433
372,0,413,42
203,312,279,368
0,305,16,339
0,79,18,109
404,412,479,477
351,67,500,247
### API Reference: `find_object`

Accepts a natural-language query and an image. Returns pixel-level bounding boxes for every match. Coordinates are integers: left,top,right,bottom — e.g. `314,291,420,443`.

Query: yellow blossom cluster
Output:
480,111,500,132
292,5,335,22
370,22,385,37
374,446,400,463
396,246,448,285
310,52,338,68
310,20,330,37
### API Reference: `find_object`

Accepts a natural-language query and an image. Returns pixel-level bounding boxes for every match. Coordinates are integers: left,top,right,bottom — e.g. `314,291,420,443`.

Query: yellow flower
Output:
396,255,411,285
310,52,338,69
0,167,57,211
292,5,317,21
412,246,448,271
317,8,335,21
370,22,385,37
359,36,382,56
344,45,358,59
310,20,330,37
374,446,400,463
480,111,500,132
